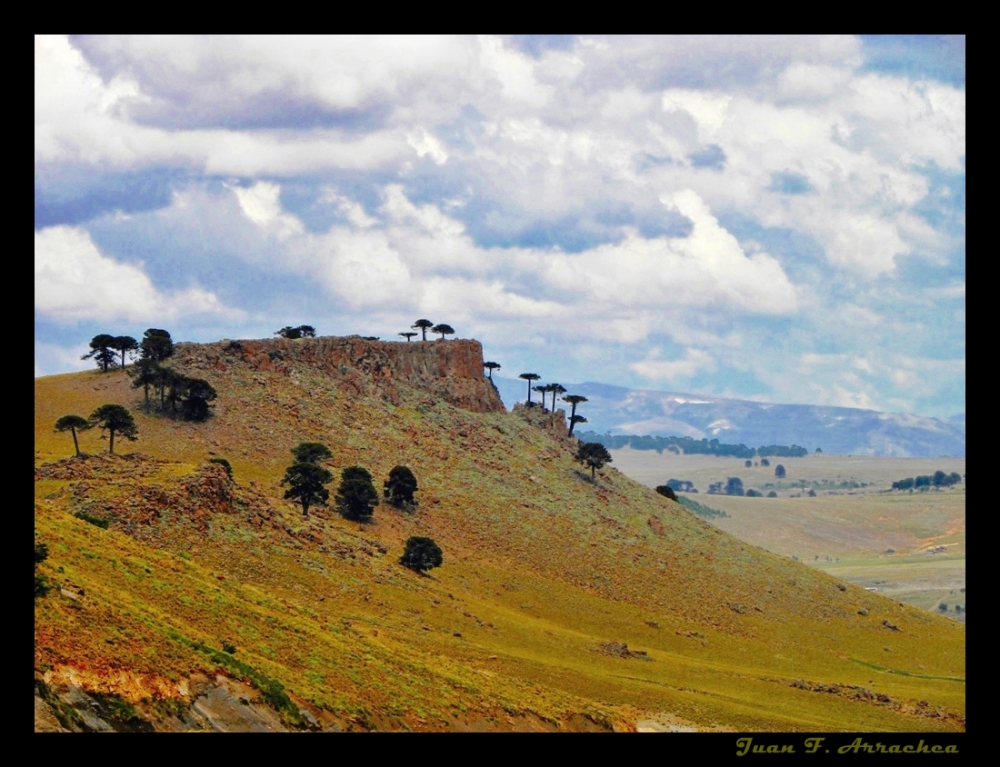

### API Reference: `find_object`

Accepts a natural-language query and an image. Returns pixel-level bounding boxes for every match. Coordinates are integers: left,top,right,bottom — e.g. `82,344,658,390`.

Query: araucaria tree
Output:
432,323,455,340
548,384,567,411
400,536,443,574
399,332,418,342
89,404,138,454
140,329,174,363
112,336,139,368
562,395,589,436
275,325,316,339
577,442,612,478
291,442,333,464
282,462,333,517
55,415,92,457
412,319,434,341
384,465,418,509
519,373,541,405
82,334,118,373
484,361,501,380
336,466,379,521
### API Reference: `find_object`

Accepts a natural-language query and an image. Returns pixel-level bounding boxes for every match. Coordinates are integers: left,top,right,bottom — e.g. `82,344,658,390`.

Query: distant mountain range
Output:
492,377,965,458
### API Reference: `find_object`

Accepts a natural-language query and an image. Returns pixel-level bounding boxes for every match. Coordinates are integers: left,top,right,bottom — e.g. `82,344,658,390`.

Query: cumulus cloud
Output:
631,348,718,381
35,225,242,323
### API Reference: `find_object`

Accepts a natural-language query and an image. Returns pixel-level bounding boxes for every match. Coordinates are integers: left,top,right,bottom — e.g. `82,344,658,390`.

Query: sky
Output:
35,35,965,419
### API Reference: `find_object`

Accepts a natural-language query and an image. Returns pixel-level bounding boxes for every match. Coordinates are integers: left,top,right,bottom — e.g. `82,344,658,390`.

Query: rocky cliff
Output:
173,336,506,415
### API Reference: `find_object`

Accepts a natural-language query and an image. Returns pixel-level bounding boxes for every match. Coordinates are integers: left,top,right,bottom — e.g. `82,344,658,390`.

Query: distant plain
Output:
609,448,966,621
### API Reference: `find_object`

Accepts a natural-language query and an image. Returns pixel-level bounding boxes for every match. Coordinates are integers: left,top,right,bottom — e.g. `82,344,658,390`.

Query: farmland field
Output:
609,448,966,621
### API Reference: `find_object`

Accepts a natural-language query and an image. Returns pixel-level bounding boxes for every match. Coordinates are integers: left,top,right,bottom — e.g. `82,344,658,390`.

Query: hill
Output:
34,336,965,731
491,378,965,458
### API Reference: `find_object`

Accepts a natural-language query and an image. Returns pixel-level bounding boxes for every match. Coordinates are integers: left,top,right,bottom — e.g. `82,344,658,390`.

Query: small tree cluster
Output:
82,334,140,373
409,319,455,341
891,471,962,491
275,325,316,339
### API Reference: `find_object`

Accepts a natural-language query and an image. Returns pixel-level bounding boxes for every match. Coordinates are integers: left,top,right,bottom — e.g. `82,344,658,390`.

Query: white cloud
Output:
226,181,304,238
631,348,718,381
35,225,241,323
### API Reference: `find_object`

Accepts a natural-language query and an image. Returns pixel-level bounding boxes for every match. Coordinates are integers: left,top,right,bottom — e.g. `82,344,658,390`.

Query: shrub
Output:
724,477,745,496
746,488,763,497
400,537,443,573
774,464,786,479
655,485,677,501
208,457,233,480
767,491,777,498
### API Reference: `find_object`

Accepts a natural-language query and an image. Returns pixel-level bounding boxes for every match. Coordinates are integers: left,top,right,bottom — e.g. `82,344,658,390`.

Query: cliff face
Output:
174,336,506,415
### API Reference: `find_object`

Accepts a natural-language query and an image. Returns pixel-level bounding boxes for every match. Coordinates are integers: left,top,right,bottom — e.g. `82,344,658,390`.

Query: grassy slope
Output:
34,355,965,732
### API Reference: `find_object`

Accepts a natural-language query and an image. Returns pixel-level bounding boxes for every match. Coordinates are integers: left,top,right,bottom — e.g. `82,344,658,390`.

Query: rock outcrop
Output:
173,336,505,415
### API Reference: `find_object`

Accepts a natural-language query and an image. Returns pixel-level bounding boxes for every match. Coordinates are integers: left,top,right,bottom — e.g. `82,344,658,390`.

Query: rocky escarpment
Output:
173,336,505,415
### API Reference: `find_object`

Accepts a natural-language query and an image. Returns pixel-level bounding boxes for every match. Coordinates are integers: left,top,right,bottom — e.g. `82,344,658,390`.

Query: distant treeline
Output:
577,431,809,458
891,471,962,491
676,496,730,520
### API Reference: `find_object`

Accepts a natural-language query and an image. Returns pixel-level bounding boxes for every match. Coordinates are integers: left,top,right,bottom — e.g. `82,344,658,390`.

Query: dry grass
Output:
34,355,965,731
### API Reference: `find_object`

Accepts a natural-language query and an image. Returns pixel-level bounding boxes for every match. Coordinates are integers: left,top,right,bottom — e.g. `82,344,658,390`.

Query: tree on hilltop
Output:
577,442,612,479
82,334,118,373
432,323,455,340
55,415,92,457
112,335,139,368
412,319,434,341
562,394,589,436
89,404,138,454
140,329,174,363
569,415,588,435
276,325,316,339
533,384,550,410
519,373,541,405
548,384,567,411
282,462,332,517
399,332,418,342
484,361,501,380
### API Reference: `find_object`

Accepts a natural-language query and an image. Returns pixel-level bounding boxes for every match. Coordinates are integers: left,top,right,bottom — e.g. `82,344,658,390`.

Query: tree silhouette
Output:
89,404,138,454
655,485,678,501
399,332,418,342
774,464,786,479
577,442,612,478
282,462,332,517
275,325,316,339
291,442,333,464
548,384,566,411
129,358,159,405
484,361,501,380
384,465,418,508
562,395,589,435
55,415,91,457
569,415,588,435
82,334,118,373
533,384,550,410
140,329,174,363
336,466,379,521
400,536,443,574
519,373,541,405
112,336,139,369
412,319,434,341
432,323,455,340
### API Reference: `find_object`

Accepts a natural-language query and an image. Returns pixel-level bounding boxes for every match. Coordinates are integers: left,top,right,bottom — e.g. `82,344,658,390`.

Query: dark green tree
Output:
179,377,217,422
384,465,418,508
562,395,588,435
140,329,174,363
533,384,550,410
291,442,333,464
55,415,92,457
774,464,786,479
569,414,588,435
282,462,333,517
82,334,118,373
89,404,138,454
412,319,434,341
399,332,418,342
431,323,455,340
548,384,567,411
336,466,379,521
655,485,677,501
760,458,770,467
745,459,752,468
112,335,139,368
484,361,501,380
129,358,159,405
275,325,316,339
725,477,745,496
400,536,443,573
519,373,541,405
577,442,612,478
